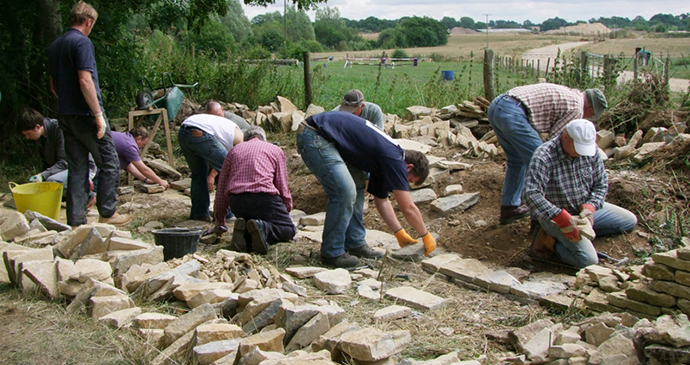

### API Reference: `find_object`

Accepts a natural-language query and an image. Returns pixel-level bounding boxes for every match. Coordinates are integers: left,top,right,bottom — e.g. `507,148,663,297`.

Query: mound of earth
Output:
450,27,478,35
545,22,611,35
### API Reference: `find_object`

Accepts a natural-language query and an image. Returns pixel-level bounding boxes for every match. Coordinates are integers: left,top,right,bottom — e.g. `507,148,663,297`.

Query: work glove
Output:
29,174,44,183
394,228,417,247
95,112,106,139
421,232,437,256
552,209,581,242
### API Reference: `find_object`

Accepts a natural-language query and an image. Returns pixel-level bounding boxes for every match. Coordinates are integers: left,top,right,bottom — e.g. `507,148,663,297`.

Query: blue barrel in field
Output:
441,70,455,80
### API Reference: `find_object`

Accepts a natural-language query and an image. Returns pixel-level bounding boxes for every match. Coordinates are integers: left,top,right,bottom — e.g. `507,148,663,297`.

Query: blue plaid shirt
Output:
523,135,608,221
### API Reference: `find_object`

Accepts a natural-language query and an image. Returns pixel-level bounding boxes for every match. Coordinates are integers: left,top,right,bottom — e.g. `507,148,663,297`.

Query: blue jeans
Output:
488,94,544,207
539,203,637,268
296,126,367,258
178,126,229,220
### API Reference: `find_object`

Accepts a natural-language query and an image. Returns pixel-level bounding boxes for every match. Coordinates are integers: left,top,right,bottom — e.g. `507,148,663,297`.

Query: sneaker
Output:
499,205,530,225
230,218,247,252
247,219,269,255
321,253,361,268
347,244,384,259
98,212,132,226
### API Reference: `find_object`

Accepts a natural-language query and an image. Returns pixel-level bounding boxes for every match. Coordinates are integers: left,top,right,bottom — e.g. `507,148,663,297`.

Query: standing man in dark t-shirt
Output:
296,111,437,268
48,1,129,227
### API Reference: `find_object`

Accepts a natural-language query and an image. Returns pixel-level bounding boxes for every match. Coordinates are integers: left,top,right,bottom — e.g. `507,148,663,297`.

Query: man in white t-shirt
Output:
178,109,243,221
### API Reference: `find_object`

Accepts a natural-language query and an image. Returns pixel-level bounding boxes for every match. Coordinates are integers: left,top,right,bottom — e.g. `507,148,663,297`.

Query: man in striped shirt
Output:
523,119,636,268
488,83,608,225
212,126,295,254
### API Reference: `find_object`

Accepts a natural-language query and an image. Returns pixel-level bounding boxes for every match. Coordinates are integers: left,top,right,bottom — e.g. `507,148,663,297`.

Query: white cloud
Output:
241,0,690,24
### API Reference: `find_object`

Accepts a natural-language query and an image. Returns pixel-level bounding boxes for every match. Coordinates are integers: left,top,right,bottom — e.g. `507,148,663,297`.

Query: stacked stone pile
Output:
1,208,488,365
596,124,689,162
493,312,690,364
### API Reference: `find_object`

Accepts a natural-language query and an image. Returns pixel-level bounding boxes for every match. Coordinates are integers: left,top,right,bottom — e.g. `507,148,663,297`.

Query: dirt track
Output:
522,42,690,92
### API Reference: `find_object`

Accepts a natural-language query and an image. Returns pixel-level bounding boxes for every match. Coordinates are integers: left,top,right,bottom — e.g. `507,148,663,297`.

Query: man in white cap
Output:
332,89,385,131
488,83,608,225
522,119,637,268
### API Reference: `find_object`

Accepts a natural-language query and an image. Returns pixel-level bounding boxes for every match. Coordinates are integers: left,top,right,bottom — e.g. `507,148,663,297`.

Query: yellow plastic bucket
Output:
9,181,63,220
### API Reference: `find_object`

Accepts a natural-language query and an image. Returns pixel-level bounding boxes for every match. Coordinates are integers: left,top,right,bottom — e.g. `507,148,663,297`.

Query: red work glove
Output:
394,228,417,247
421,232,437,256
552,209,581,242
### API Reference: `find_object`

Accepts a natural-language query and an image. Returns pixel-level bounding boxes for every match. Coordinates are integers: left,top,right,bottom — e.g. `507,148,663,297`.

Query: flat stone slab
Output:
443,185,464,196
395,139,432,154
410,189,437,204
373,305,412,321
299,212,326,226
430,192,480,215
384,286,446,310
313,269,351,294
285,266,327,279
438,258,492,283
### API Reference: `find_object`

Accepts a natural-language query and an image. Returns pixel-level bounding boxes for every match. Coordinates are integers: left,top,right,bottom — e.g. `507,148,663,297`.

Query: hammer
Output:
597,251,629,267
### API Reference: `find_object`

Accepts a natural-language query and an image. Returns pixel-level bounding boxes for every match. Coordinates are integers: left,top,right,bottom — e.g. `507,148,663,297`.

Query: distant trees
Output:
540,17,568,32
376,16,448,48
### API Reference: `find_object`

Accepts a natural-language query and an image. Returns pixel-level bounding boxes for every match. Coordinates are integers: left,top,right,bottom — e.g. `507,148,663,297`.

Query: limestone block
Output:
107,237,151,251
193,339,241,365
195,323,245,346
395,139,432,154
90,295,135,320
21,259,58,298
442,185,463,197
680,298,690,315
626,283,677,307
585,322,615,347
5,247,53,286
173,282,232,302
509,319,554,353
0,211,30,241
276,96,297,113
554,327,581,345
279,304,322,343
98,307,142,328
70,258,112,283
138,183,165,194
240,298,286,334
237,348,284,365
139,328,165,349
384,286,446,311
285,266,327,279
522,327,552,363
150,329,195,365
163,303,217,347
597,334,637,361
239,328,286,356
435,160,472,171
597,130,615,149
373,305,412,321
58,279,85,297
438,258,492,283
56,226,95,258
679,247,690,260
106,246,165,277
643,262,675,281
473,270,521,294
675,270,690,286
147,159,182,179
188,288,235,309
549,343,586,359
311,320,360,355
171,178,192,191
313,269,351,295
651,280,690,301
133,312,178,329
410,189,437,204
299,212,326,226
653,250,690,272
286,312,330,351
430,193,480,216
24,210,71,232
584,288,620,313
339,328,411,361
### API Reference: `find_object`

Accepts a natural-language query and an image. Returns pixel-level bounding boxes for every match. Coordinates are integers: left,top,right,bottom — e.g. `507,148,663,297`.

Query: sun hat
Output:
584,89,607,120
565,119,597,157
340,89,364,113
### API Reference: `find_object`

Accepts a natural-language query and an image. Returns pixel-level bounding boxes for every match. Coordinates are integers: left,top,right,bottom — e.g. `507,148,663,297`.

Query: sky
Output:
241,0,690,24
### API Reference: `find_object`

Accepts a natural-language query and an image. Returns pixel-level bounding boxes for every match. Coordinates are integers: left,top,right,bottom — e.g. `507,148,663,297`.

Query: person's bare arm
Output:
392,190,427,235
49,76,58,98
374,196,404,232
207,169,219,191
130,161,169,189
77,70,105,138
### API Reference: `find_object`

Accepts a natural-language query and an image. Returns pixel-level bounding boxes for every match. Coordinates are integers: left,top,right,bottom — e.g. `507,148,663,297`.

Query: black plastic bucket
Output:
152,228,203,261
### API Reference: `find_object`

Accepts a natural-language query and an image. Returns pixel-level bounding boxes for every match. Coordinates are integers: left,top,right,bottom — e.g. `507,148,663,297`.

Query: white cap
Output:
565,119,597,156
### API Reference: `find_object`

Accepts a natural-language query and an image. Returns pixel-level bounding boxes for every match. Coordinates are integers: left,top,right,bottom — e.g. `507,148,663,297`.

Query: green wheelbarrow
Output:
136,72,198,120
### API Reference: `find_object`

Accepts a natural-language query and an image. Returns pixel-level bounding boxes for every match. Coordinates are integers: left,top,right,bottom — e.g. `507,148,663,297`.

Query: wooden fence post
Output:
303,52,312,108
537,59,540,78
580,51,588,86
664,58,670,85
483,48,495,101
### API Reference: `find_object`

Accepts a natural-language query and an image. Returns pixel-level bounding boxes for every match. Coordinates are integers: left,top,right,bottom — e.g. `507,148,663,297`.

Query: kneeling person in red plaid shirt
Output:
211,126,296,254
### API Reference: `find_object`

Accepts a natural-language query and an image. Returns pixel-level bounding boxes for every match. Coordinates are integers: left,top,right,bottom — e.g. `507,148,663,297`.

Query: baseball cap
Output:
565,119,597,157
585,89,607,120
340,89,364,113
